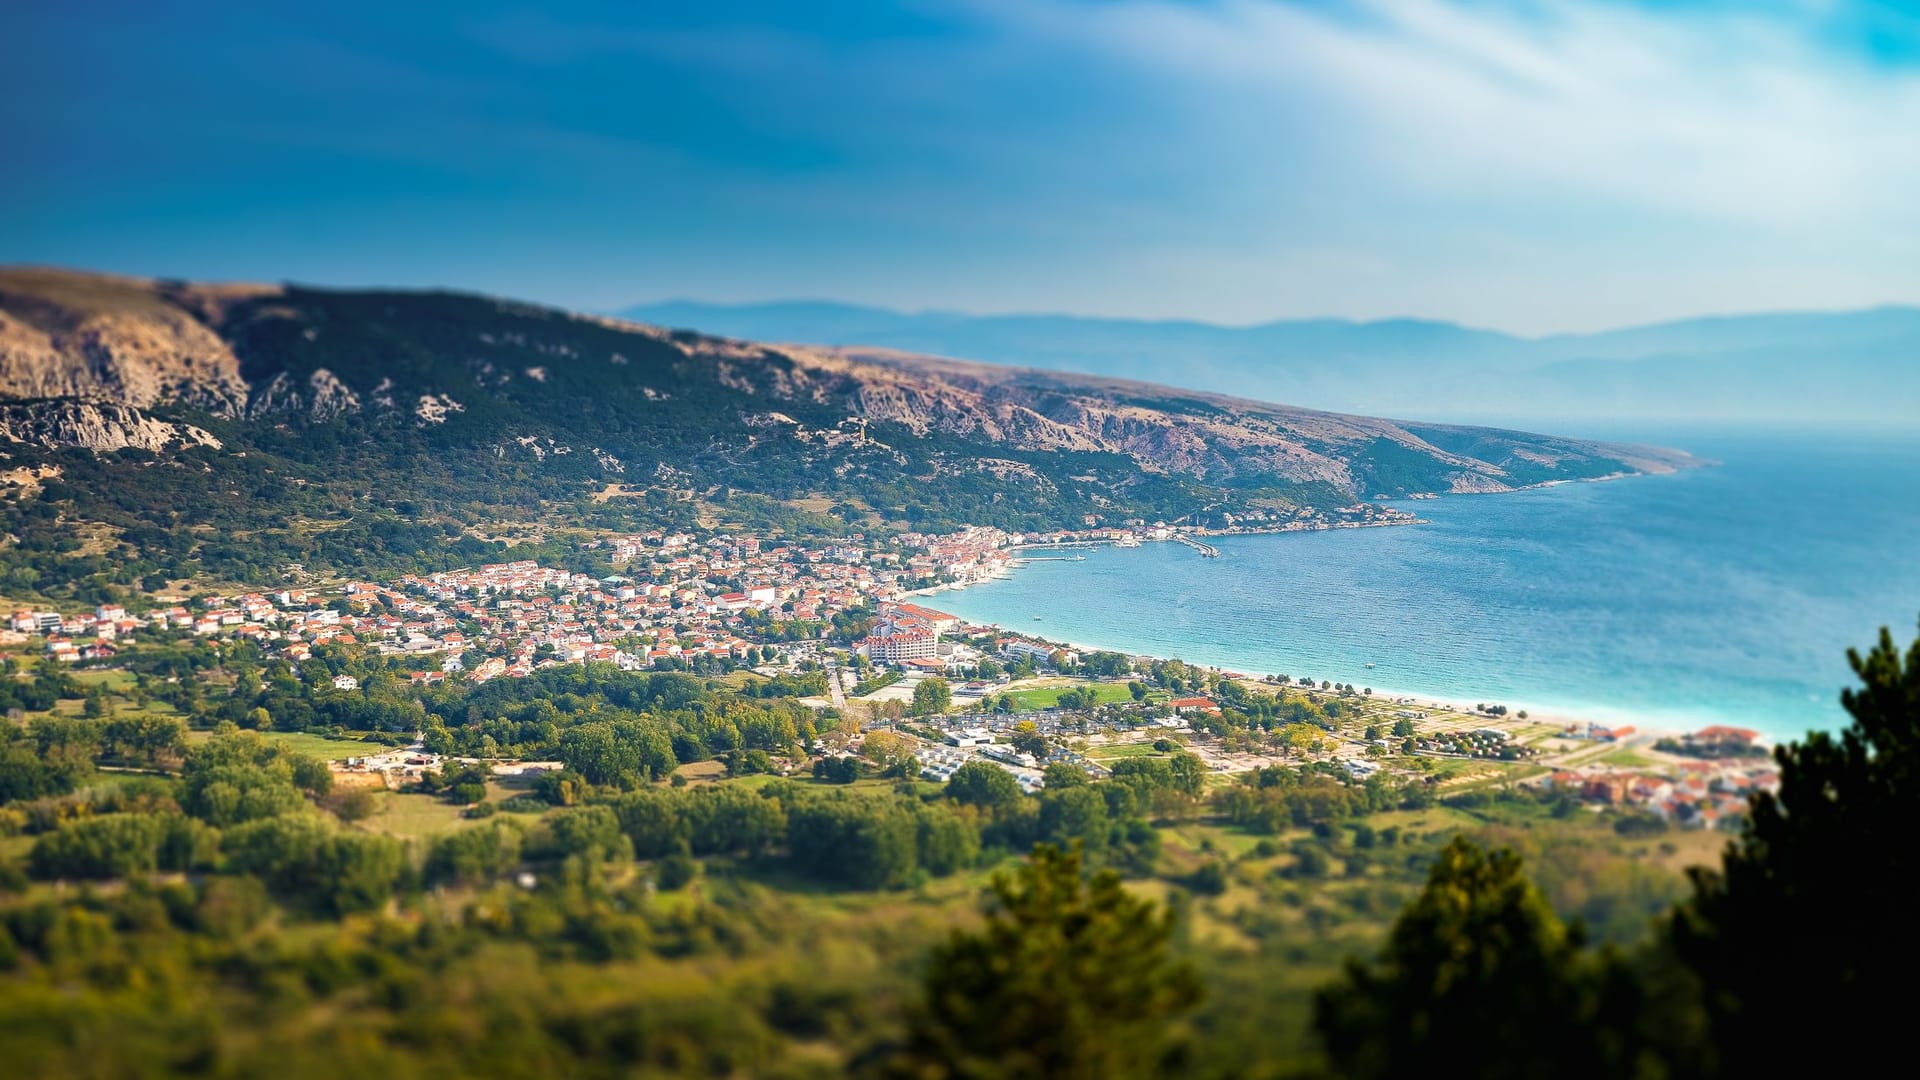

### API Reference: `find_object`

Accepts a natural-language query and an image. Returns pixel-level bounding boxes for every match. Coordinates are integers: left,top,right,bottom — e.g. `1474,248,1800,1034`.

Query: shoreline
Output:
930,612,1710,746
905,472,1788,748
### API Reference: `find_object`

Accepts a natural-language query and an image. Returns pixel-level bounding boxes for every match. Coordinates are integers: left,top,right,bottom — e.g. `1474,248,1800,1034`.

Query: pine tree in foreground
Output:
876,843,1201,1080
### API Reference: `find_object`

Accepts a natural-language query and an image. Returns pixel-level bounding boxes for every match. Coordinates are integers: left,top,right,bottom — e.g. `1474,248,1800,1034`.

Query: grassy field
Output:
1409,754,1491,779
1599,748,1657,768
351,781,535,840
999,681,1142,710
0,834,32,863
68,669,137,691
356,790,475,840
1086,741,1171,761
178,728,386,761
265,730,393,760
50,697,184,722
1448,763,1552,793
724,773,939,800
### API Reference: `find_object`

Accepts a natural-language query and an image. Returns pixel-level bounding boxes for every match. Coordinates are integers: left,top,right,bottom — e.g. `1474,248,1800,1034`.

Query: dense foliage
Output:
1314,615,1920,1076
2,617,1913,1076
880,844,1203,1080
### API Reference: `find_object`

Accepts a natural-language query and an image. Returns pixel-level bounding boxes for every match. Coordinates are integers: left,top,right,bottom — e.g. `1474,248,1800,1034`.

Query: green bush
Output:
1188,860,1230,895
655,849,698,891
813,756,861,784
29,813,218,880
425,823,522,886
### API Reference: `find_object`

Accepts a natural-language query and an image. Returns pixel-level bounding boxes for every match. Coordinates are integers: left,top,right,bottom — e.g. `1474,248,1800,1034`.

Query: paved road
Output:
825,661,848,709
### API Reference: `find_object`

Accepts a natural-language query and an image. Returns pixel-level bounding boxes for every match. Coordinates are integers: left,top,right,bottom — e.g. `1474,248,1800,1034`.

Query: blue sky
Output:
4,0,1919,333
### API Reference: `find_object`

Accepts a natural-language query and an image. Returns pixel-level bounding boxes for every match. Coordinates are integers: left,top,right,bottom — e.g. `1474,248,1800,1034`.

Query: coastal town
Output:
4,517,1779,829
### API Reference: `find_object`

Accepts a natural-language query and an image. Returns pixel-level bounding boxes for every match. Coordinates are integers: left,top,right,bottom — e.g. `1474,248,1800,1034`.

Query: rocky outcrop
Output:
415,394,464,424
1447,472,1517,494
0,401,222,452
0,270,253,415
247,368,362,422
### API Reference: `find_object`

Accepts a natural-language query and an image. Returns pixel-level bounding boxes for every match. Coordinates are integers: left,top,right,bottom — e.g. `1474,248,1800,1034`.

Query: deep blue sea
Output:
937,428,1920,742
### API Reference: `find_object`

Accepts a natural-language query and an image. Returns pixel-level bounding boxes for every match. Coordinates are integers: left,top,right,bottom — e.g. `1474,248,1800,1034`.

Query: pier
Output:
1173,534,1220,558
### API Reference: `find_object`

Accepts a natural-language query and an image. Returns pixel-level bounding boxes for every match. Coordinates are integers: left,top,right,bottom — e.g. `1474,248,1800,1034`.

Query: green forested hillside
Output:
3,618,1913,1077
0,269,1696,603
0,646,1721,1078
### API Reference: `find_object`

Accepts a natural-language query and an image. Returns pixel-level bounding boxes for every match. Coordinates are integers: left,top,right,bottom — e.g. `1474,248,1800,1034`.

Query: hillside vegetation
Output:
0,267,1696,601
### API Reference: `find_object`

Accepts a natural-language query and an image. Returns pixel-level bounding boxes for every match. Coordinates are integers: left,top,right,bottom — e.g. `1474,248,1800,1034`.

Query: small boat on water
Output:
1365,662,1376,669
1033,615,1044,621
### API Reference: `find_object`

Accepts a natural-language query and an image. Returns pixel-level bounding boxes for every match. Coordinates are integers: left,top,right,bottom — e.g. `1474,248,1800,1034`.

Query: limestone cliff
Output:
0,401,222,452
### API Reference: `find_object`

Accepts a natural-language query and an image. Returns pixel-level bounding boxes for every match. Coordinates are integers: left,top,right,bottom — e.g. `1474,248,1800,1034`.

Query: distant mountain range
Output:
621,300,1920,426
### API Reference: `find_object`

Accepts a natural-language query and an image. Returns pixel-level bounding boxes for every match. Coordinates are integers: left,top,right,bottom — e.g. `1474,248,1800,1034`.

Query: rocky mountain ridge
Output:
0,266,1698,511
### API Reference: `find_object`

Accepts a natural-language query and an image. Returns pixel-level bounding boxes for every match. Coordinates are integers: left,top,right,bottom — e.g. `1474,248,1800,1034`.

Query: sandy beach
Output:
917,567,1723,746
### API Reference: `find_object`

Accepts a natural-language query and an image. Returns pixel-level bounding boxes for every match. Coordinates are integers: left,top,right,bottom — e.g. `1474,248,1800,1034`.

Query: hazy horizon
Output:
17,258,1920,341
621,293,1920,342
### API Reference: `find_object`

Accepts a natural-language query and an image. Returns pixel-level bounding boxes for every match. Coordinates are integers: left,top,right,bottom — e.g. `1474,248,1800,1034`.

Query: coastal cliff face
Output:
0,265,1700,542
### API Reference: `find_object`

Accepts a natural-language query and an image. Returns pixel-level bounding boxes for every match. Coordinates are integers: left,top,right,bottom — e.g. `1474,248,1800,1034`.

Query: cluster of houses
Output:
13,527,1041,691
1655,725,1768,759
10,603,133,661
369,533,973,679
12,598,294,662
1546,760,1780,829
893,526,1016,584
17,590,397,663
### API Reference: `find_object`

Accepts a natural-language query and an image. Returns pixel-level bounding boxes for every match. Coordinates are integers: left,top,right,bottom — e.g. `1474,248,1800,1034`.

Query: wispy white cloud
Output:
742,0,1915,329
975,0,1920,230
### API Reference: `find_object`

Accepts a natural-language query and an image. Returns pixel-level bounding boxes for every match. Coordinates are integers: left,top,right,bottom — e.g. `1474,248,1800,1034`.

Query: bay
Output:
935,427,1920,741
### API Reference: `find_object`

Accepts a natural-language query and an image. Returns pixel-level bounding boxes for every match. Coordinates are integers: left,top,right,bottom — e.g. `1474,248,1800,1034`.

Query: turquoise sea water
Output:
936,428,1920,742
